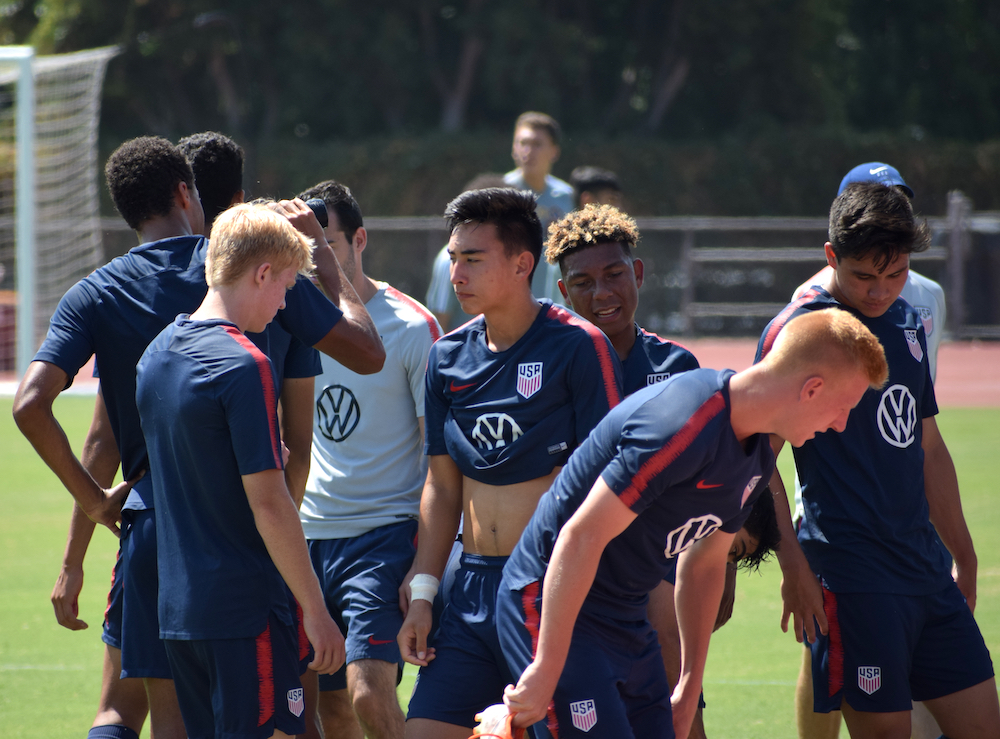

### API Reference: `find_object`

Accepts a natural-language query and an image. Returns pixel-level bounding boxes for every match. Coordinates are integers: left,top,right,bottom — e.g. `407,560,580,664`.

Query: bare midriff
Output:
461,467,562,557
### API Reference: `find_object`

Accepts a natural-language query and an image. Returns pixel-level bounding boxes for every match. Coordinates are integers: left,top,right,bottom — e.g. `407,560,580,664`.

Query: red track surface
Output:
3,341,997,407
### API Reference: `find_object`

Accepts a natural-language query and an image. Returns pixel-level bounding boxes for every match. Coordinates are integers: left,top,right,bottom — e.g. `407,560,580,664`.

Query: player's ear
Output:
254,262,272,286
515,250,534,281
557,278,569,300
800,375,824,402
633,258,644,289
230,189,245,206
824,243,838,269
352,226,368,255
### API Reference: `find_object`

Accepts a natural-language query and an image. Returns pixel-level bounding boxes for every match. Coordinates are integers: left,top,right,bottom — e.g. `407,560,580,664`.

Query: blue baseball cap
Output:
838,162,914,199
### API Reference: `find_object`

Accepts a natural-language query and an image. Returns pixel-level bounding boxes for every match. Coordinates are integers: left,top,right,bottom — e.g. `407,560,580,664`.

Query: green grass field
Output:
1,397,997,738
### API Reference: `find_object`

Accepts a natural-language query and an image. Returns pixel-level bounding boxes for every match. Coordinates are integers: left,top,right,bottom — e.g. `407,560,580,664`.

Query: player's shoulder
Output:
378,283,443,340
637,327,699,367
903,270,945,305
758,287,836,357
540,302,615,350
546,174,574,197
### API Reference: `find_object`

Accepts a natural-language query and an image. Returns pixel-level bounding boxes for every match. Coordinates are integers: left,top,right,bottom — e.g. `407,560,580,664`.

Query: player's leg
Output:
909,701,942,739
347,659,405,739
318,685,363,739
840,702,911,739
143,678,185,739
911,584,999,739
92,555,148,737
922,679,1000,739
298,667,326,739
796,646,841,739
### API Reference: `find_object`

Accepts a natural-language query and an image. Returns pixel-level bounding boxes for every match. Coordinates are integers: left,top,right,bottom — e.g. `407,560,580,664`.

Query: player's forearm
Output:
412,458,463,578
767,465,809,574
312,245,384,373
924,439,976,570
14,372,108,516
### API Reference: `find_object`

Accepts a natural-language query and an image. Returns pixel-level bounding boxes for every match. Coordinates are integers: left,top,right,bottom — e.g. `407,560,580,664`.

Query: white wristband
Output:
409,574,440,604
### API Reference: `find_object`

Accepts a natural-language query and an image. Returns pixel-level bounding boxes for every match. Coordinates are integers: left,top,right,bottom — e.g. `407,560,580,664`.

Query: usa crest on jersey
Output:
517,362,543,399
569,699,598,732
904,329,923,363
858,666,881,695
287,687,305,716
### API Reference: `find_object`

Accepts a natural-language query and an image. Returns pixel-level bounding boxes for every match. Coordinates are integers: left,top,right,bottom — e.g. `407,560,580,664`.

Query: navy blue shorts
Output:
810,583,995,713
308,520,416,691
497,579,673,739
119,509,171,679
165,611,305,739
101,549,123,650
406,553,512,728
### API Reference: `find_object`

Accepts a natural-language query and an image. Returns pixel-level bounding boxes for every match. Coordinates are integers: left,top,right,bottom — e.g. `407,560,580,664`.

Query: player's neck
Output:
190,289,244,332
727,365,774,446
610,324,638,361
482,294,542,352
137,211,196,244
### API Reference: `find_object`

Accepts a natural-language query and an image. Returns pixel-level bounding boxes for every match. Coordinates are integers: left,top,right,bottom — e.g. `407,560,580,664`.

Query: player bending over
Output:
498,308,887,739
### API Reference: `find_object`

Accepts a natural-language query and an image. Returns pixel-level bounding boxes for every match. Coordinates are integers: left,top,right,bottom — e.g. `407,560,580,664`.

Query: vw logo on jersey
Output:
517,362,543,399
904,329,924,363
316,384,361,442
915,305,934,337
664,514,723,557
472,413,523,451
876,384,917,448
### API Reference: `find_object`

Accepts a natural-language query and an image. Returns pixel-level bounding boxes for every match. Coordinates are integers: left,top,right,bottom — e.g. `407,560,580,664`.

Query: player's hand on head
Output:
269,198,326,246
304,609,346,675
504,662,558,729
397,599,435,666
51,565,87,630
779,557,826,643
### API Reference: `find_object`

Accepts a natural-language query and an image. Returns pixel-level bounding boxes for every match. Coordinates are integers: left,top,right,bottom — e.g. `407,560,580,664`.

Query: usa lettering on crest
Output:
916,306,934,337
904,329,924,363
517,362,543,399
287,687,305,717
858,666,881,695
741,475,762,506
646,372,671,385
569,699,598,732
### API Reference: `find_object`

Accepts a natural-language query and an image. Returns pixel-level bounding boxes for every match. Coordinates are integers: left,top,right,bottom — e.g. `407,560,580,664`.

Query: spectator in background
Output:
569,166,624,210
426,173,506,332
504,111,574,303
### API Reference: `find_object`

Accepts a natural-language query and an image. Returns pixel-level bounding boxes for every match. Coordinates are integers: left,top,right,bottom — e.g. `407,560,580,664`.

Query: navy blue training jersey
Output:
247,321,322,390
504,369,774,619
33,236,340,510
137,316,290,640
622,325,700,395
424,300,623,485
756,288,950,595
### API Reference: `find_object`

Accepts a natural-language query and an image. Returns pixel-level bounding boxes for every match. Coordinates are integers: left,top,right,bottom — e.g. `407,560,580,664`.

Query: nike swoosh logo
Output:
696,480,723,489
869,166,888,175
368,636,394,645
450,381,476,392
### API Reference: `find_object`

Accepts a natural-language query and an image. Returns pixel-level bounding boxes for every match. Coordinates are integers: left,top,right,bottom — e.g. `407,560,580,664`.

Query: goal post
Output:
0,45,117,377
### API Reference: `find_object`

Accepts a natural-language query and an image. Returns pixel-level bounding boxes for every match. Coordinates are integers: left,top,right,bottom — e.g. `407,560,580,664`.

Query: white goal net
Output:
0,46,117,374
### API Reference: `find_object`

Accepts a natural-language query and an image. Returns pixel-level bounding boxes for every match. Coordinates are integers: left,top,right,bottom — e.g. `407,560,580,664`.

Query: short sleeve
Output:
425,248,453,314
402,318,438,419
32,279,100,384
423,343,449,455
276,276,344,347
220,353,284,475
283,334,322,380
568,329,623,441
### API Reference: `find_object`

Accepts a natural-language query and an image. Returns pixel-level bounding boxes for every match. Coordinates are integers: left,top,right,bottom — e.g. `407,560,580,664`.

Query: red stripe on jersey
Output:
385,285,442,342
619,391,726,509
823,586,844,697
256,620,275,727
547,304,622,410
759,288,822,359
639,326,694,356
104,549,120,622
223,325,283,469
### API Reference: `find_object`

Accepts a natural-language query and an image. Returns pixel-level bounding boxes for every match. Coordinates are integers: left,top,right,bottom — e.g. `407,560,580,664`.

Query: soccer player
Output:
759,182,1000,739
790,164,949,739
397,187,622,739
498,308,886,739
545,204,731,737
296,179,441,739
504,111,574,303
135,203,344,738
792,162,946,380
568,166,624,210
12,136,382,739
